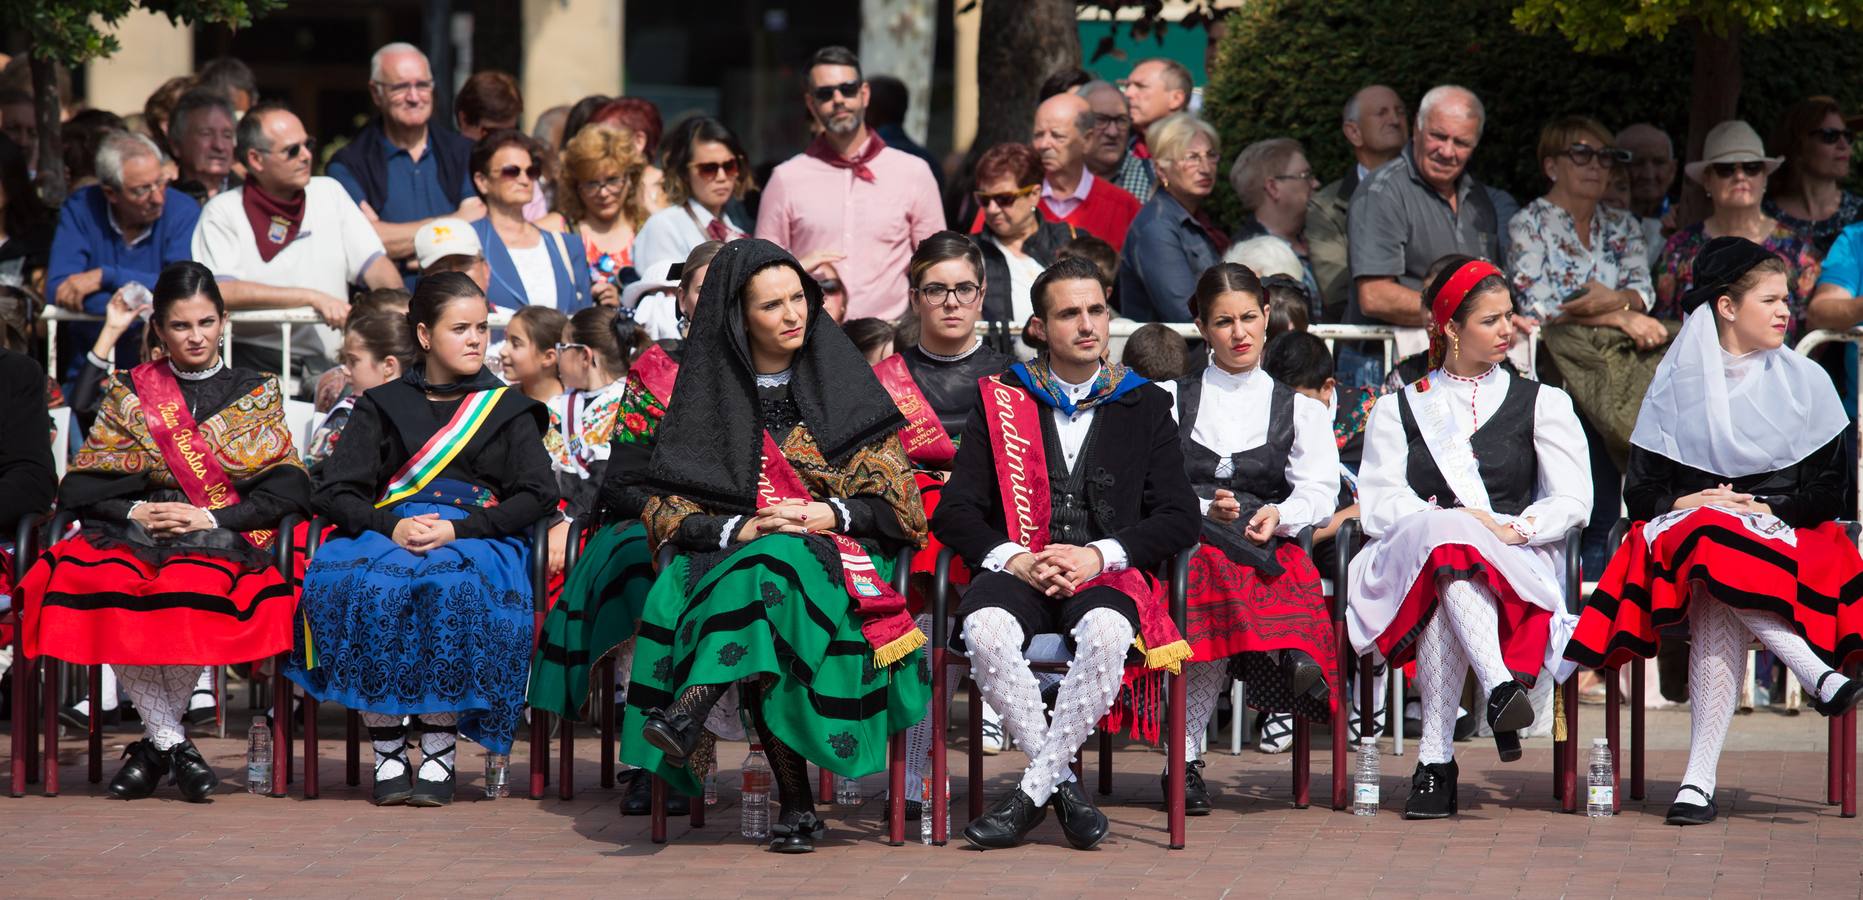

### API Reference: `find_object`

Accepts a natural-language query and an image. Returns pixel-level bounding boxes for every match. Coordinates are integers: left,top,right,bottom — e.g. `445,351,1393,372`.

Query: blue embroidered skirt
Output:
286,479,533,753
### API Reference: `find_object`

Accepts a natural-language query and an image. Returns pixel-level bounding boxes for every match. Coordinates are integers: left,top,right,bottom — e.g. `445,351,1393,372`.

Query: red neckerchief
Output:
804,131,888,183
1131,132,1152,160
242,182,306,263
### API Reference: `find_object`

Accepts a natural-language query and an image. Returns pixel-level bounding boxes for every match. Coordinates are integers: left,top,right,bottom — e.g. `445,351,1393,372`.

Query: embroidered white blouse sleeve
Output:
1498,385,1593,544
1357,392,1433,538
1275,394,1343,535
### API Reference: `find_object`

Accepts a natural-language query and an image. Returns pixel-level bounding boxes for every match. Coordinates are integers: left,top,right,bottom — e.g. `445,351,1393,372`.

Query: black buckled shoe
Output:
639,708,703,764
768,809,825,854
1486,681,1533,762
168,740,219,802
1664,785,1717,826
1811,673,1863,717
1161,759,1212,816
1049,780,1109,849
963,788,1047,850
1284,650,1329,701
368,725,414,806
1402,759,1459,820
409,752,457,808
107,739,170,800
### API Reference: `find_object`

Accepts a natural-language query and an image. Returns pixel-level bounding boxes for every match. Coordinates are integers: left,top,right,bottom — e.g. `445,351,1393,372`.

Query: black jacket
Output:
971,220,1081,324
931,374,1199,574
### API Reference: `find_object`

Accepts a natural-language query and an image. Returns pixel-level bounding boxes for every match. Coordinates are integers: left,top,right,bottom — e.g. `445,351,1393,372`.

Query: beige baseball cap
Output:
414,217,483,270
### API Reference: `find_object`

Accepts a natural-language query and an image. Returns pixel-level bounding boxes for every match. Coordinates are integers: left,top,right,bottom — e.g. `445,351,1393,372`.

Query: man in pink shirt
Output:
756,45,945,320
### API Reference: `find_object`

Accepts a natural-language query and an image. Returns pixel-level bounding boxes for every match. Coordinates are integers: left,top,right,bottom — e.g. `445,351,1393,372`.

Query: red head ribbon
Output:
1430,259,1503,335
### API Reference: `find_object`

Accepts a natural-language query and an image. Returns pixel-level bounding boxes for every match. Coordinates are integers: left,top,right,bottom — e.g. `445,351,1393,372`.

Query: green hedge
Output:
1202,0,1863,222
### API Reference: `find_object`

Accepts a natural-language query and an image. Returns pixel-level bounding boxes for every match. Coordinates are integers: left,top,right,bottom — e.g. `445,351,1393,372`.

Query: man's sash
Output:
376,387,507,507
756,431,926,667
975,375,1190,672
632,344,679,407
872,354,957,467
128,361,272,549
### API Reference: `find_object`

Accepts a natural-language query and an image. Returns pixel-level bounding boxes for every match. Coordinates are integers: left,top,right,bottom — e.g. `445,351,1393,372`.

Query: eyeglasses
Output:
1270,170,1317,183
1810,127,1856,146
1175,151,1218,170
690,159,740,181
553,342,591,356
373,79,435,97
974,184,1039,208
579,175,630,195
1091,113,1132,133
810,81,864,104
914,282,982,306
273,138,316,161
1710,161,1768,179
1562,144,1631,168
119,176,172,201
494,163,542,181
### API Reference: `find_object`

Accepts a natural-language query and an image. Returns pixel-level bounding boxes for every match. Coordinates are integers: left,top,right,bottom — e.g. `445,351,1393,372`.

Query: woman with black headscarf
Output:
1567,236,1863,826
618,238,929,853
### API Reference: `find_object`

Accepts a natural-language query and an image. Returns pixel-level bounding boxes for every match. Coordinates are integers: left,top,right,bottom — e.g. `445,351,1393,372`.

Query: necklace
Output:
919,340,981,364
755,368,793,389
169,357,225,381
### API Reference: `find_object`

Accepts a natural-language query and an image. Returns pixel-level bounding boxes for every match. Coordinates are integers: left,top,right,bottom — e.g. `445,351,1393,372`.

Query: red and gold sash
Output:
128,361,272,549
632,344,679,407
756,430,925,667
976,375,1189,672
872,354,957,468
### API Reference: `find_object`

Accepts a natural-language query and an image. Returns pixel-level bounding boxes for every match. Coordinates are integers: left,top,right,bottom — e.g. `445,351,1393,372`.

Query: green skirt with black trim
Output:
618,533,929,796
527,521,654,721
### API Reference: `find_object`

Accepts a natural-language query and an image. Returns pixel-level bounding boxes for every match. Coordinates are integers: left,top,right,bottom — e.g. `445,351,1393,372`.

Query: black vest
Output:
1397,376,1540,516
1040,406,1109,546
1175,373,1296,521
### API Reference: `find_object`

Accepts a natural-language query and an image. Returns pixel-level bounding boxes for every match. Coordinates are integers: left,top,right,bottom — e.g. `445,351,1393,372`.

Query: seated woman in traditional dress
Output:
1565,237,1863,826
1164,263,1342,811
287,272,558,807
19,260,310,802
618,238,929,854
1346,256,1592,820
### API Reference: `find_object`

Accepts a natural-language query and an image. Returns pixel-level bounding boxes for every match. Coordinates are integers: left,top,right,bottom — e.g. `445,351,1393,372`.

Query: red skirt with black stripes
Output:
18,533,297,665
1566,506,1863,670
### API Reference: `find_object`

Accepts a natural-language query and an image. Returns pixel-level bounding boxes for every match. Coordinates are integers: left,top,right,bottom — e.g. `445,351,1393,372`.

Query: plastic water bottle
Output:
483,753,509,799
1587,737,1615,817
1352,739,1380,816
918,774,950,844
835,773,860,806
245,718,272,794
740,744,772,839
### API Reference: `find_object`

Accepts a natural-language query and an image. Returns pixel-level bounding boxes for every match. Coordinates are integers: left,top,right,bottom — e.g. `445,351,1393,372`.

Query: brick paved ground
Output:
4,703,1862,898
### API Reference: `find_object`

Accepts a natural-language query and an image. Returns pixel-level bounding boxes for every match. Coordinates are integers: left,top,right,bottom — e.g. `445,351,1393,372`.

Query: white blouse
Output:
1357,365,1591,544
1161,365,1340,536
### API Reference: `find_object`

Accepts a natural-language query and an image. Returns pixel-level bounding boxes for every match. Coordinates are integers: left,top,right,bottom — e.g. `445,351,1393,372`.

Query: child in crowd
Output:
501,306,568,404
546,306,648,574
1263,273,1312,338
305,313,418,467
1121,320,1190,381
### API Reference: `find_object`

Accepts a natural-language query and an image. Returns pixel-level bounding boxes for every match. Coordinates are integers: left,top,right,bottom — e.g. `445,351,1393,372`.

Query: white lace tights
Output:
115,664,196,750
1413,578,1514,765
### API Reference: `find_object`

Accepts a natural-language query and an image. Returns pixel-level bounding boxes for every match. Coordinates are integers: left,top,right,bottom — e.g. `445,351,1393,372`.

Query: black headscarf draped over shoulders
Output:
646,238,906,513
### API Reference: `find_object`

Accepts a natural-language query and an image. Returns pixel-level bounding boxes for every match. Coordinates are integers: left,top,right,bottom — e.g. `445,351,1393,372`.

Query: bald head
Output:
1344,84,1407,167
1033,93,1093,181
1616,123,1676,218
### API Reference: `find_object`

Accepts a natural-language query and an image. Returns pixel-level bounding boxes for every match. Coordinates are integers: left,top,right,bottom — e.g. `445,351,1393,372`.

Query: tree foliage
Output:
1512,0,1863,53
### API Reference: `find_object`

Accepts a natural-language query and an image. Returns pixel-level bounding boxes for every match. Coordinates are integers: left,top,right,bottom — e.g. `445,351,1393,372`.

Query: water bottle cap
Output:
1592,737,1608,746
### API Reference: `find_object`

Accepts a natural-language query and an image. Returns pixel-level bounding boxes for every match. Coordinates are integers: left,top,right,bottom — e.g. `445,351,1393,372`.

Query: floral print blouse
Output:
1764,191,1863,256
1505,198,1654,320
1653,221,1821,337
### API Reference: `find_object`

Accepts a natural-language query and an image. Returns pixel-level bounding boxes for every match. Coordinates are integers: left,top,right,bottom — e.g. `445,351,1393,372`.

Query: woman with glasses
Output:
1116,113,1226,322
1764,97,1863,253
631,116,752,286
540,124,652,308
468,129,593,312
1653,121,1817,336
968,143,1086,330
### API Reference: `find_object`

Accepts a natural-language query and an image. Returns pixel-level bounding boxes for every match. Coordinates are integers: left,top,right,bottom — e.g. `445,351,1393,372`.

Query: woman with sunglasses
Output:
468,129,594,312
631,116,752,287
1764,96,1863,253
968,143,1086,332
1652,121,1817,336
539,124,652,308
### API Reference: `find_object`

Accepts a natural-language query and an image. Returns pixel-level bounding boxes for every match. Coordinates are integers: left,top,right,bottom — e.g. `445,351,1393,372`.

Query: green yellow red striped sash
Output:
375,387,506,508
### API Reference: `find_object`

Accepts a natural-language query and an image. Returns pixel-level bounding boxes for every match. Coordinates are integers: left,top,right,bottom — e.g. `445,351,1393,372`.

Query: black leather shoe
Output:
1284,651,1328,700
368,725,413,805
768,808,824,853
1402,759,1459,819
618,770,689,816
639,708,702,764
168,741,219,802
1664,785,1717,825
1049,780,1109,849
1161,760,1212,816
963,788,1047,850
409,756,457,807
1486,681,1533,762
1811,673,1863,717
107,739,170,800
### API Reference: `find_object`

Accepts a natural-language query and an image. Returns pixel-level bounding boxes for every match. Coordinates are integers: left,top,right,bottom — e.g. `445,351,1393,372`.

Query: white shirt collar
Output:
1052,366,1101,401
1204,363,1264,391
1042,170,1093,204
1355,162,1371,183
107,206,154,248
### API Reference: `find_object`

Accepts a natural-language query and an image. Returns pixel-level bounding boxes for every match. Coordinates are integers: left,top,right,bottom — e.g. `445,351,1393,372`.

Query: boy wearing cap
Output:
414,216,490,291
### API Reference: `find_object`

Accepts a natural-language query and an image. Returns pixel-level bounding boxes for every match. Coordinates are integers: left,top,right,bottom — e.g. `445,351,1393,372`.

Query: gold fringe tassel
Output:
1138,638,1192,675
872,627,927,669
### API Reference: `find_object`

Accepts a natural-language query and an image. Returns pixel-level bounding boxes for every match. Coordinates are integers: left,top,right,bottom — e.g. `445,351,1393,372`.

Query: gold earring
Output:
1448,331,1460,358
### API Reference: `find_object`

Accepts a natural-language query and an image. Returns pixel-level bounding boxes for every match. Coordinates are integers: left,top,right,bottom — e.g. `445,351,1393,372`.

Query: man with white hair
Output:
46,130,201,378
1309,85,1408,323
1343,85,1501,383
328,42,484,286
1031,92,1141,250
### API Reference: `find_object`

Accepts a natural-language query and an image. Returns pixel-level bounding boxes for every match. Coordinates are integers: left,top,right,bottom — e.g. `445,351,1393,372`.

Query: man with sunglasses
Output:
755,45,944,321
194,102,402,374
329,42,483,288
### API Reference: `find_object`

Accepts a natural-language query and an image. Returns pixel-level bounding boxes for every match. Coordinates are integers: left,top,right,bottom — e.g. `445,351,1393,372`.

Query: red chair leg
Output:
1560,680,1579,813
41,658,58,796
1605,672,1622,813
888,733,906,846
529,708,549,799
87,665,102,784
1097,729,1112,796
1332,632,1350,809
650,775,668,844
967,681,984,821
818,765,833,806
600,658,616,789
9,652,26,796
559,715,576,800
1845,662,1858,818
303,695,320,799
345,710,360,787
690,787,705,827
1292,716,1311,809
1167,666,1186,850
270,655,289,797
931,645,949,845
1630,657,1646,800
23,656,38,786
